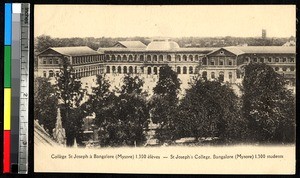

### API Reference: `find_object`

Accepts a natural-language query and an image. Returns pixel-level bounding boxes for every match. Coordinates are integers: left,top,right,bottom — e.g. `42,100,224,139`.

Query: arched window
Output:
129,66,133,73
134,66,137,74
189,55,193,61
43,71,47,77
117,66,122,73
268,57,272,63
228,59,233,66
189,66,193,74
219,71,224,82
49,70,54,78
55,58,59,64
176,55,181,61
129,55,133,61
154,67,158,75
140,55,144,61
290,66,295,71
228,72,233,79
123,55,127,61
112,66,116,73
105,55,110,61
177,66,181,74
147,55,151,61
211,72,215,79
167,55,171,61
260,58,264,63
195,55,199,61
202,58,207,65
140,67,144,73
275,58,279,62
290,57,295,63
159,55,163,61
153,55,158,61
106,66,110,73
123,66,127,74
147,67,152,74
183,55,187,61
117,55,121,61
183,66,187,74
202,71,207,79
56,71,60,77
275,67,279,71
282,67,287,71
111,55,116,61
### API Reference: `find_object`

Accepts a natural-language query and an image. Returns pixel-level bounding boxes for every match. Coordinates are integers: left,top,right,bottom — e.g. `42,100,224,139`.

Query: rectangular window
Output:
219,59,224,65
282,57,287,62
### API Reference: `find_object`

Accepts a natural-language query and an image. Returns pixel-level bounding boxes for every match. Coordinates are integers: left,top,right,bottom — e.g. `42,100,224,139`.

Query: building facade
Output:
36,39,296,95
37,46,104,78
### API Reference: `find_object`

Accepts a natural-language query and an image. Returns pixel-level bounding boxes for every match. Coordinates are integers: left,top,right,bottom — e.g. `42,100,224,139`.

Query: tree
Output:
153,65,181,103
242,63,295,143
97,75,149,146
34,77,58,134
150,66,181,143
55,58,86,146
175,78,246,143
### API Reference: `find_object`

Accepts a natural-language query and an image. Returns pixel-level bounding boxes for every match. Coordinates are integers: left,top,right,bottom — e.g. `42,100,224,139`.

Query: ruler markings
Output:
17,3,30,174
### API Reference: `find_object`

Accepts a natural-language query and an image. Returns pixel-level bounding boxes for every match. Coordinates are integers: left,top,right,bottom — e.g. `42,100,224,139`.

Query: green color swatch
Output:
4,45,11,88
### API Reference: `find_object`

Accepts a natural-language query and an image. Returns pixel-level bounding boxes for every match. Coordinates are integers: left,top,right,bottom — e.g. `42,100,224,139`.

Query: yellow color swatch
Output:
4,88,11,130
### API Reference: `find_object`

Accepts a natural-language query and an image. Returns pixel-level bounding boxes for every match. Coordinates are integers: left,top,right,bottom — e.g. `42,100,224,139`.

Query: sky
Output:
34,5,296,38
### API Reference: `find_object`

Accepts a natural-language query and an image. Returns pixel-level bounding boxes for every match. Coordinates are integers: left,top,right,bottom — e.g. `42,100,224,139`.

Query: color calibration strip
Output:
4,3,12,173
3,3,29,174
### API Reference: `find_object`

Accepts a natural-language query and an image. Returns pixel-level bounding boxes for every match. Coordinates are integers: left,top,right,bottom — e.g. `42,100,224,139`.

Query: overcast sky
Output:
34,5,296,38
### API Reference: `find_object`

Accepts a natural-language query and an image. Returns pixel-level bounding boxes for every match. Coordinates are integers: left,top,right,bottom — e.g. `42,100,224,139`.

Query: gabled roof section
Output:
114,41,147,49
223,47,245,55
207,47,243,56
40,46,99,56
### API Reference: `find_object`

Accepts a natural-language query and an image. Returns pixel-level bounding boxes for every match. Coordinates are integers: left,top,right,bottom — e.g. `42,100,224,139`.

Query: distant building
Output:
262,29,267,39
282,40,296,46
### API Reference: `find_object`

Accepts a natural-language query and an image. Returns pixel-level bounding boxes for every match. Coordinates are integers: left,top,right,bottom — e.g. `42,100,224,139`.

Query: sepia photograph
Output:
33,5,296,174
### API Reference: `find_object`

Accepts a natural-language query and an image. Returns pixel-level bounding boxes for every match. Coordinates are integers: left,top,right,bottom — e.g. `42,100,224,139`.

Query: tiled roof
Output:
223,47,245,55
227,46,296,55
115,41,147,49
98,47,216,53
208,46,296,56
49,46,99,56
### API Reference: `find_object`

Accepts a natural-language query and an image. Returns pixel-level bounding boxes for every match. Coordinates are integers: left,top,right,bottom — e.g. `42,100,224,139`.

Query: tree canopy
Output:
242,63,295,143
34,77,58,134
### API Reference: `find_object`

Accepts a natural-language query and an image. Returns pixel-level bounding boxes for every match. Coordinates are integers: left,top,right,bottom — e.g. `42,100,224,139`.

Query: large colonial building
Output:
36,39,296,95
37,46,104,78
